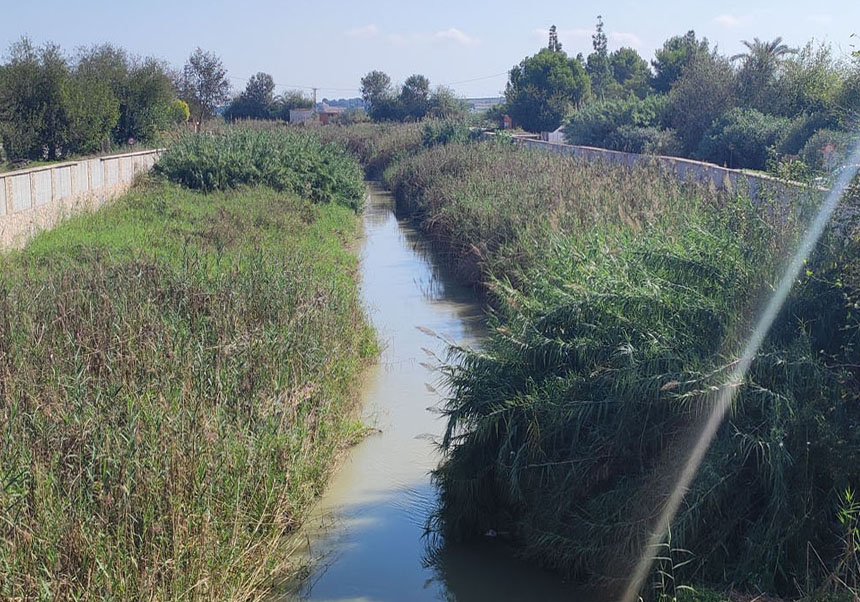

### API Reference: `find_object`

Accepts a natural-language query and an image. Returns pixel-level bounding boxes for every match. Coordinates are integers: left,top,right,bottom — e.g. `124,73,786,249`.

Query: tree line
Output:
0,38,320,165
493,19,860,174
359,71,469,122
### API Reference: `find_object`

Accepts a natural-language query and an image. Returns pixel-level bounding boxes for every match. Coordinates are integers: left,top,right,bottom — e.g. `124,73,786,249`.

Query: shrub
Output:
800,129,856,172
778,111,842,156
696,108,791,170
564,95,668,149
422,119,480,147
170,98,190,124
607,124,682,155
155,126,366,210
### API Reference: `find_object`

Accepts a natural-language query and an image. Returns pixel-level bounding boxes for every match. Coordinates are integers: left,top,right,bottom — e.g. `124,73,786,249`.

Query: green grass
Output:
0,178,376,601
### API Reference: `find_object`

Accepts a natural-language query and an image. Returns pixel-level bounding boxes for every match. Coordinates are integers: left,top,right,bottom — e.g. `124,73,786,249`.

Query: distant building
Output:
541,126,565,144
289,108,314,124
317,103,345,125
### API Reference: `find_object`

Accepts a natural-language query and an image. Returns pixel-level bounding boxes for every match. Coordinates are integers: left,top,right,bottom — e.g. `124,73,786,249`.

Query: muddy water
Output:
289,184,580,601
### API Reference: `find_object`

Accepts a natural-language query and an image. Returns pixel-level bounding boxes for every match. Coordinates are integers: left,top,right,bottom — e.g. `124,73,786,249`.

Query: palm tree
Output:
731,37,797,65
732,37,797,110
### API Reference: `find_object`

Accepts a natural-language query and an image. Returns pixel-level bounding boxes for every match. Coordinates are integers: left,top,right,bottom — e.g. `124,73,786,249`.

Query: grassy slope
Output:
0,179,375,600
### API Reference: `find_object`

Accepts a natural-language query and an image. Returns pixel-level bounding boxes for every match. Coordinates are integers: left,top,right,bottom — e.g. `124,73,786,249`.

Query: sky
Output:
1,0,857,99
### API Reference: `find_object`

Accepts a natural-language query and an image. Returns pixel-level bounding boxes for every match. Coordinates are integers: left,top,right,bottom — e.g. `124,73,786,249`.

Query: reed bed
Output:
335,124,859,597
0,170,375,599
156,127,366,210
315,122,423,178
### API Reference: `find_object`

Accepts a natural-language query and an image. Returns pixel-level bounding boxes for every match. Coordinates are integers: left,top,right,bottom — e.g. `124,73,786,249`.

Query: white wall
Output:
1,149,162,248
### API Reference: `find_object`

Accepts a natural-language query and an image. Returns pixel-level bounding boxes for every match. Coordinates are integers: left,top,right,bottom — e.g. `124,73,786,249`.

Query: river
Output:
284,183,581,601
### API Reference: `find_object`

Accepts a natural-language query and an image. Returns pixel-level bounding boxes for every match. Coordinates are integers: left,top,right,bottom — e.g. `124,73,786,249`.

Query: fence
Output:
0,148,162,249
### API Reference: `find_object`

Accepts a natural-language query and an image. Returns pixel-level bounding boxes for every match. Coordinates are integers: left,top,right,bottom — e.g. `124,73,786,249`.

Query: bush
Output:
800,129,856,172
607,124,682,155
155,126,366,210
696,108,791,170
422,119,479,147
778,111,842,156
564,95,668,149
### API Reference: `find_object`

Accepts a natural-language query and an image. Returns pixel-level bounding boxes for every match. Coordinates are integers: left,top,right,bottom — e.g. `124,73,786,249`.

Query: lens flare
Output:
621,140,860,602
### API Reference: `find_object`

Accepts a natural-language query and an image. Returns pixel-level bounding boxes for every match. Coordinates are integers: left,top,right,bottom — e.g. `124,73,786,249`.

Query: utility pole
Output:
312,87,318,106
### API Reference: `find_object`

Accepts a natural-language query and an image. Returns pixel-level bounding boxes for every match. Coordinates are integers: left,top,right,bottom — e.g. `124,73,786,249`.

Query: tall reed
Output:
0,179,375,600
371,133,859,596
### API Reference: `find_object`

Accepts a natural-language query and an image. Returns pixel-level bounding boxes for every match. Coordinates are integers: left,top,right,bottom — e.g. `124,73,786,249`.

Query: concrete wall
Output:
0,149,162,249
505,135,820,203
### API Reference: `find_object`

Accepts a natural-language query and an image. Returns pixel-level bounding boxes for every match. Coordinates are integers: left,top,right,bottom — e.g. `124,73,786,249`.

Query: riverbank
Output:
0,172,375,600
317,122,860,600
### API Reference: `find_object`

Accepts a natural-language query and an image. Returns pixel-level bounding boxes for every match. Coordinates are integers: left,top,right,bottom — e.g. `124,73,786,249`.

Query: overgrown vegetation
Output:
0,127,376,599
155,127,366,210
315,121,423,178
328,123,859,598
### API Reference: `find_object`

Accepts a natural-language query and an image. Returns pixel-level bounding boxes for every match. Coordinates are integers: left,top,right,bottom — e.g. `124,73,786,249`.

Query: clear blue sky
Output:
1,0,857,99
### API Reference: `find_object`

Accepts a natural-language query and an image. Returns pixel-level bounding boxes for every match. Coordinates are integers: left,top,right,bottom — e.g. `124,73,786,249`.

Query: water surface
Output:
288,184,582,601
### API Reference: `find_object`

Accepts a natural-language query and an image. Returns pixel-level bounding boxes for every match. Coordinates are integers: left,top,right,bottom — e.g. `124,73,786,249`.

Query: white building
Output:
289,108,314,124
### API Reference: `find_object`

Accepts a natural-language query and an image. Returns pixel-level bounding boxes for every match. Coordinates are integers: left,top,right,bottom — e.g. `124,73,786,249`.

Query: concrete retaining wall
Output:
0,149,162,249
508,136,819,203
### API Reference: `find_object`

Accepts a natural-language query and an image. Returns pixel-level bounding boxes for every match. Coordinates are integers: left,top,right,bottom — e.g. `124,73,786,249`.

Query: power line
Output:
227,75,360,94
441,71,509,86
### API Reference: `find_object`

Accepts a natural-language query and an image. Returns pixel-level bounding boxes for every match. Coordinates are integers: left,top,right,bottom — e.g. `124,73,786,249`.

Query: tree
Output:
548,25,562,52
609,47,652,98
360,70,394,119
586,15,613,99
0,38,71,160
120,58,175,141
651,31,710,93
179,48,230,128
505,48,591,132
773,42,842,119
75,44,174,144
400,74,430,120
732,37,796,111
427,86,469,120
63,67,119,153
225,72,276,120
272,90,313,121
667,52,736,153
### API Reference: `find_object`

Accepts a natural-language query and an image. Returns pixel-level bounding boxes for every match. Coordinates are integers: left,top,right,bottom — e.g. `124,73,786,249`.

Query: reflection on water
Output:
283,184,584,602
